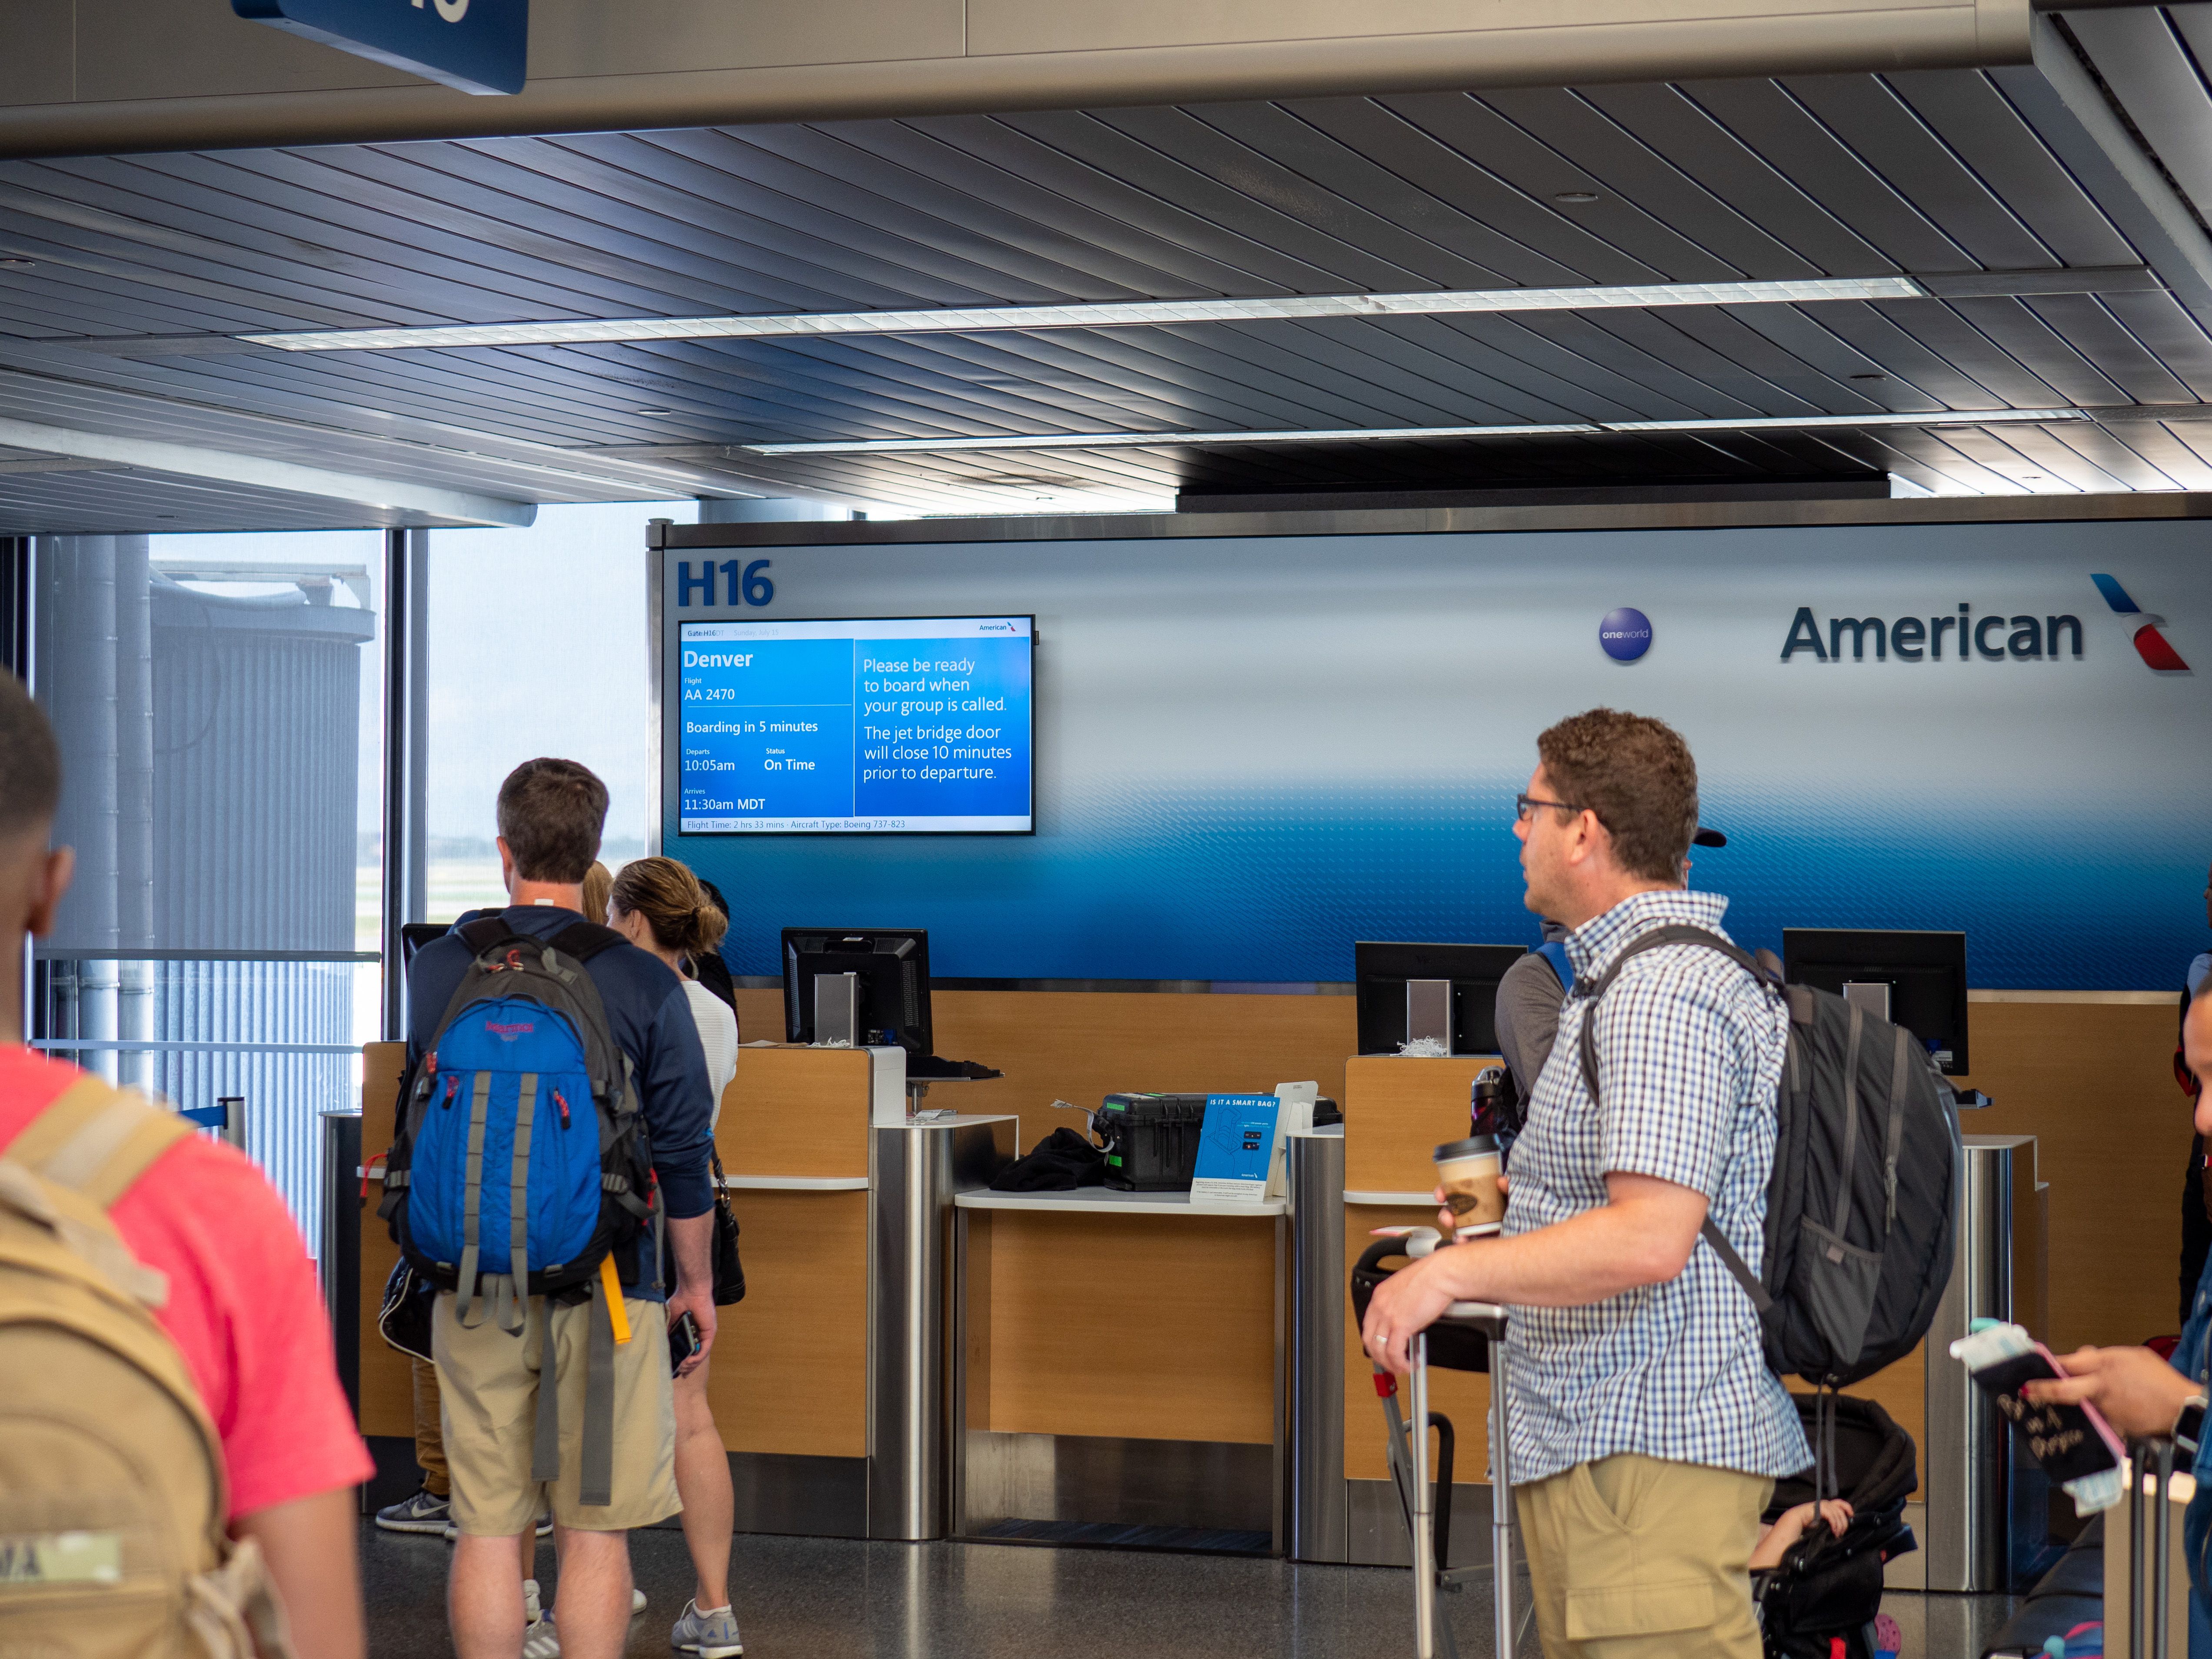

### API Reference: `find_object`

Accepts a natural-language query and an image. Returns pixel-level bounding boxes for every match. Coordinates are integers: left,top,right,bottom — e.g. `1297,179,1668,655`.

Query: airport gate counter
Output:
341,502,2203,1588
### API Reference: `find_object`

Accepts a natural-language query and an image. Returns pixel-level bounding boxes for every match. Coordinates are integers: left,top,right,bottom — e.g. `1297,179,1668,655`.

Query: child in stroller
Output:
1752,1394,1919,1659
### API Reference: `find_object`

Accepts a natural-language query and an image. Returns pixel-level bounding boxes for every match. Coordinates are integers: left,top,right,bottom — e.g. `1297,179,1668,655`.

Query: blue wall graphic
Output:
663,520,2212,991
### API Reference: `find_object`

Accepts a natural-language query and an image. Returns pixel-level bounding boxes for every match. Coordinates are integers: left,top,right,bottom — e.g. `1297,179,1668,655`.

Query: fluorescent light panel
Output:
737,408,2091,457
239,276,1929,352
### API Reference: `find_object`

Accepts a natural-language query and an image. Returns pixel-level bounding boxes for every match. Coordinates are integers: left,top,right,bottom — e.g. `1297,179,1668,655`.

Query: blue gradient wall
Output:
662,521,2212,990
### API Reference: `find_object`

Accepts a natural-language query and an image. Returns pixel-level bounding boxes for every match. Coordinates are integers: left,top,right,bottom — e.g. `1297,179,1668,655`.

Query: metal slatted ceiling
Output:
3,64,2212,525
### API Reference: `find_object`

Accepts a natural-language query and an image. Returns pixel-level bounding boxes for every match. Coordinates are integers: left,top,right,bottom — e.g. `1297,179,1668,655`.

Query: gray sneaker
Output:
525,1588,649,1659
671,1601,743,1658
373,1487,452,1535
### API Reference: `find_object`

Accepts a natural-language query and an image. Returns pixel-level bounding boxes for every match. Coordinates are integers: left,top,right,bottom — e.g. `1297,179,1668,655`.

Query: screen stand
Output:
1842,981,1892,1021
815,972,860,1047
1406,978,1452,1051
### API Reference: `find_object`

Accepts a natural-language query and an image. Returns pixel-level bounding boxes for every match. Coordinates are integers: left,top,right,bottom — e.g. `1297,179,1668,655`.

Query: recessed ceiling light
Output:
236,276,1933,352
1849,372,1886,381
0,257,33,269
634,407,676,415
1553,192,1600,204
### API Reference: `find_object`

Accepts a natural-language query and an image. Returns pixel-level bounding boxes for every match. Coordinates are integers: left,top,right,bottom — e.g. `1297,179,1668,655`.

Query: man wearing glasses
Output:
1362,708,1803,1659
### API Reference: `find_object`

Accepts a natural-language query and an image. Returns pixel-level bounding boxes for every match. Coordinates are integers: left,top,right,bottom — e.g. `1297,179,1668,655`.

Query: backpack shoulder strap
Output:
456,915,512,954
4,1075,194,1210
1569,923,1779,1314
1534,939,1574,995
548,922,626,962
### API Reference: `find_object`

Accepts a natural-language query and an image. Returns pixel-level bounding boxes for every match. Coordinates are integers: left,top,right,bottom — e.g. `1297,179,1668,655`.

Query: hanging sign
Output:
231,0,527,96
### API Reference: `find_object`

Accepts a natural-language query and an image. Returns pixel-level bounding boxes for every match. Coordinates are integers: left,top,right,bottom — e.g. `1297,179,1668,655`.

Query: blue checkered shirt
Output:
1500,890,1809,1484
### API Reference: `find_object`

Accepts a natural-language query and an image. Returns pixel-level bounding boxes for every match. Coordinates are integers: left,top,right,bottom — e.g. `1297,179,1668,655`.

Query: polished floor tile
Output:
361,1520,2017,1658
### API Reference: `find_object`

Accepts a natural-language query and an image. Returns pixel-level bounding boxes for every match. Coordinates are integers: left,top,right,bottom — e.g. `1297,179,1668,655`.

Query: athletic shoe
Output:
522,1587,649,1659
671,1600,743,1657
524,1581,542,1625
442,1511,554,1541
373,1487,452,1535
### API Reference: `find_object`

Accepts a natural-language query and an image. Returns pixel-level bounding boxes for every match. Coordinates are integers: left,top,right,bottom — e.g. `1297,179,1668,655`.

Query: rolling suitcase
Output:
1353,1232,1532,1659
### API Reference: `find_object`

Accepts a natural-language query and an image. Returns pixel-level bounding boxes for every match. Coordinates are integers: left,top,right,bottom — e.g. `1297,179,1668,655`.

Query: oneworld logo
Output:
1598,607,1653,662
2092,573,2190,672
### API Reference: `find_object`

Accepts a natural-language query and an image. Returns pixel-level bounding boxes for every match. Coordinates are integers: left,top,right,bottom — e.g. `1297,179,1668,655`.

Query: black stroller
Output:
1352,1232,1529,1659
1755,1393,1919,1659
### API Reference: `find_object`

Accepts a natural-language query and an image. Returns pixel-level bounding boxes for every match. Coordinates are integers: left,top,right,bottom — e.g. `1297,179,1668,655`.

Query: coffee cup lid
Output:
1434,1135,1499,1160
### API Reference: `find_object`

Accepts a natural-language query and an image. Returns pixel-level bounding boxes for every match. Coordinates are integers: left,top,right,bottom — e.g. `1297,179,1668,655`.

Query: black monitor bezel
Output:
780,926,933,1054
1354,940,1529,1057
1782,927,1970,1074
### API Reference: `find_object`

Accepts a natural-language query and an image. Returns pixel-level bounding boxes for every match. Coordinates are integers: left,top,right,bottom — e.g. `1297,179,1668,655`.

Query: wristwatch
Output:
2174,1393,2208,1458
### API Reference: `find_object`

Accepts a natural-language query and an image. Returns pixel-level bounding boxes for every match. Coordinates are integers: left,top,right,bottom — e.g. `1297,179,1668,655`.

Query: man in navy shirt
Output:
409,759,717,1659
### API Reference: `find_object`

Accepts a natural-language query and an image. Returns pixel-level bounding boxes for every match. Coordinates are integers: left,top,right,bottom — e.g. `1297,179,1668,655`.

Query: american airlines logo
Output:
2091,573,2190,672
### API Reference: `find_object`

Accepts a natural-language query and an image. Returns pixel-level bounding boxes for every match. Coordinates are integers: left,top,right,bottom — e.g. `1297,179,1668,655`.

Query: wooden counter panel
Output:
708,1189,869,1458
717,1046,871,1179
359,1042,411,1439
975,1207,1277,1444
1344,1056,1494,1194
1342,1206,1490,1483
1949,1001,2186,1352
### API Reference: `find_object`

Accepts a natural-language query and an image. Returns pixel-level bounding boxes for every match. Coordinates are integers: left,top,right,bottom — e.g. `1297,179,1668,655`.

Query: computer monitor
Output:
782,928,932,1055
1354,941,1528,1056
1782,929,1970,1074
399,921,452,967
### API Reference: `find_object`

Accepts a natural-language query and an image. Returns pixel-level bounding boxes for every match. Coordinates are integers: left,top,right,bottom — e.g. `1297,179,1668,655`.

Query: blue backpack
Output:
379,917,658,1505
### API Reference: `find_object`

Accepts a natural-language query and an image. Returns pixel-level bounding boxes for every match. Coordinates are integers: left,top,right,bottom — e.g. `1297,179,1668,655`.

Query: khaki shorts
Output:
432,1290,679,1536
1515,1452,1771,1659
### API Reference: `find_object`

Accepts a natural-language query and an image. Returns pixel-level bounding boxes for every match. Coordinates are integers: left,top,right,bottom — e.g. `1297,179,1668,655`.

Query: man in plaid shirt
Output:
1363,708,1806,1659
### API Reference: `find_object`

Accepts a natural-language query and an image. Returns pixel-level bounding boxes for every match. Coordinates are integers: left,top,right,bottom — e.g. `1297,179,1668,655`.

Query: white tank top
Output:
682,979,739,1129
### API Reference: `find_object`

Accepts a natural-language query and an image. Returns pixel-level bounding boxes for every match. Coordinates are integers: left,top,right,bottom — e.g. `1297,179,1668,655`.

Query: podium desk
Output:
950,1185,1287,1552
359,1041,1015,1540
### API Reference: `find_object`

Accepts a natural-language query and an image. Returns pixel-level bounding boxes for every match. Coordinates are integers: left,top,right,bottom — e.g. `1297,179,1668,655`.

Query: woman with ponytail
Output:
607,857,742,1659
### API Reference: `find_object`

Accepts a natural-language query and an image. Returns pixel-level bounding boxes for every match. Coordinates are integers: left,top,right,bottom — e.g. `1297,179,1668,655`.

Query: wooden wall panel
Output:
707,1190,870,1457
977,1208,1278,1444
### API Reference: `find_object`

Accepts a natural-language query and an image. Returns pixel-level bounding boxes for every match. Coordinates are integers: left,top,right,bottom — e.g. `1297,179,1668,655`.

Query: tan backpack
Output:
0,1076,294,1659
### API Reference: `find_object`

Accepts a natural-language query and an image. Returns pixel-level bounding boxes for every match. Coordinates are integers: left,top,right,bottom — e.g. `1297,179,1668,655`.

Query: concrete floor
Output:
360,1520,2020,1659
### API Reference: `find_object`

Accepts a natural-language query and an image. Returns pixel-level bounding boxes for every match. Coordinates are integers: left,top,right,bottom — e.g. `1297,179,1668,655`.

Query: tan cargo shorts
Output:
432,1290,679,1536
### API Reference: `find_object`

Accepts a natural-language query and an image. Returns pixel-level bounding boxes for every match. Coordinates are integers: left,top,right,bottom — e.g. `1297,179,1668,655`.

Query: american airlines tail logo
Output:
2091,574,2190,672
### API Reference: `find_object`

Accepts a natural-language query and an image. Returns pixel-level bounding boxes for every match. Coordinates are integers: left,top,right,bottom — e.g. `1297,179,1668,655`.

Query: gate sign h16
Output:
231,0,526,96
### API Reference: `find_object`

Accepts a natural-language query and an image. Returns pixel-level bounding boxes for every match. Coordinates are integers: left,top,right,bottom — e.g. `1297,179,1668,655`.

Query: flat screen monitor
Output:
1783,928,1970,1074
782,928,932,1055
1355,941,1528,1056
677,615,1034,834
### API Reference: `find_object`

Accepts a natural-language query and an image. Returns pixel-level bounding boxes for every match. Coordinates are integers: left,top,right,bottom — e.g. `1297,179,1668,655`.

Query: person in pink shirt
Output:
0,670,372,1659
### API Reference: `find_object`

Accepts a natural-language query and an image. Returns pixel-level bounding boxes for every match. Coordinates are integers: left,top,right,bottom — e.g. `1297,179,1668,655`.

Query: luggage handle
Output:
2130,1436,2178,1659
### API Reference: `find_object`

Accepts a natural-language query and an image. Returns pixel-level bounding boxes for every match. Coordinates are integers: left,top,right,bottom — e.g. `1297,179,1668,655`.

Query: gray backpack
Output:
1576,925,1961,1389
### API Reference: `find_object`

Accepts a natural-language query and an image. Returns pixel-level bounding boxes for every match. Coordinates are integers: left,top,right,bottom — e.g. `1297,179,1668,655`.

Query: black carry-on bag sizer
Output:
1352,1232,1531,1659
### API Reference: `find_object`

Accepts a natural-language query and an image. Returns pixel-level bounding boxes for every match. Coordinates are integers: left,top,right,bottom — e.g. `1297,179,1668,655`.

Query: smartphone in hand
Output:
669,1310,701,1372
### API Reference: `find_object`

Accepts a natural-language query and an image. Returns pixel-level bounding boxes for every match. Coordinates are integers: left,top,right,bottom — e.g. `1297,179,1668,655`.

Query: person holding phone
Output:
2027,991,2212,1655
608,857,742,1659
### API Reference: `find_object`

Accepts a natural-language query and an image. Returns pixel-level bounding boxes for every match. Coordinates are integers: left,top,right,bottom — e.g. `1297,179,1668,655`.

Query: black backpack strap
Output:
1572,921,1777,1313
549,921,626,961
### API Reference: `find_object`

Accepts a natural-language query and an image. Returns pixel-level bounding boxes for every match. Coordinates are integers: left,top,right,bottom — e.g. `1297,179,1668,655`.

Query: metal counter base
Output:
955,1432,1276,1553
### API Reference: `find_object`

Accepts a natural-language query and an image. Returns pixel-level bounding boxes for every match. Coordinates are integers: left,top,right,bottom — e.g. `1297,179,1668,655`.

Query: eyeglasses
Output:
1515,793,1588,823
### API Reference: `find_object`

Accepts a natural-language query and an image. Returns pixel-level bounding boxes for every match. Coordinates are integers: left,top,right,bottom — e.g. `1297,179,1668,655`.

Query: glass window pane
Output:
422,502,691,919
31,532,385,1260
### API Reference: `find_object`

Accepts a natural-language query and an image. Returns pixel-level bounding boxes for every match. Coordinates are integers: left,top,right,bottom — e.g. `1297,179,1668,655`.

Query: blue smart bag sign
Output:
232,0,527,96
678,617,1034,834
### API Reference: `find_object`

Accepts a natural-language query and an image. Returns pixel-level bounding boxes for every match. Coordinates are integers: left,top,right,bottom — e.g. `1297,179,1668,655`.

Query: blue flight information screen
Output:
678,616,1034,833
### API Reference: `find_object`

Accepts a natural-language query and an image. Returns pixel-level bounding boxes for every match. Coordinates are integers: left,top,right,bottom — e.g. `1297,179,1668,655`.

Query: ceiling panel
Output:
0,49,2209,529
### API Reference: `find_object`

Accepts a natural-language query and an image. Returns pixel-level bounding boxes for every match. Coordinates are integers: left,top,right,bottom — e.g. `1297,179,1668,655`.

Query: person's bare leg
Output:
450,1532,528,1659
550,1526,633,1659
673,1359,733,1610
